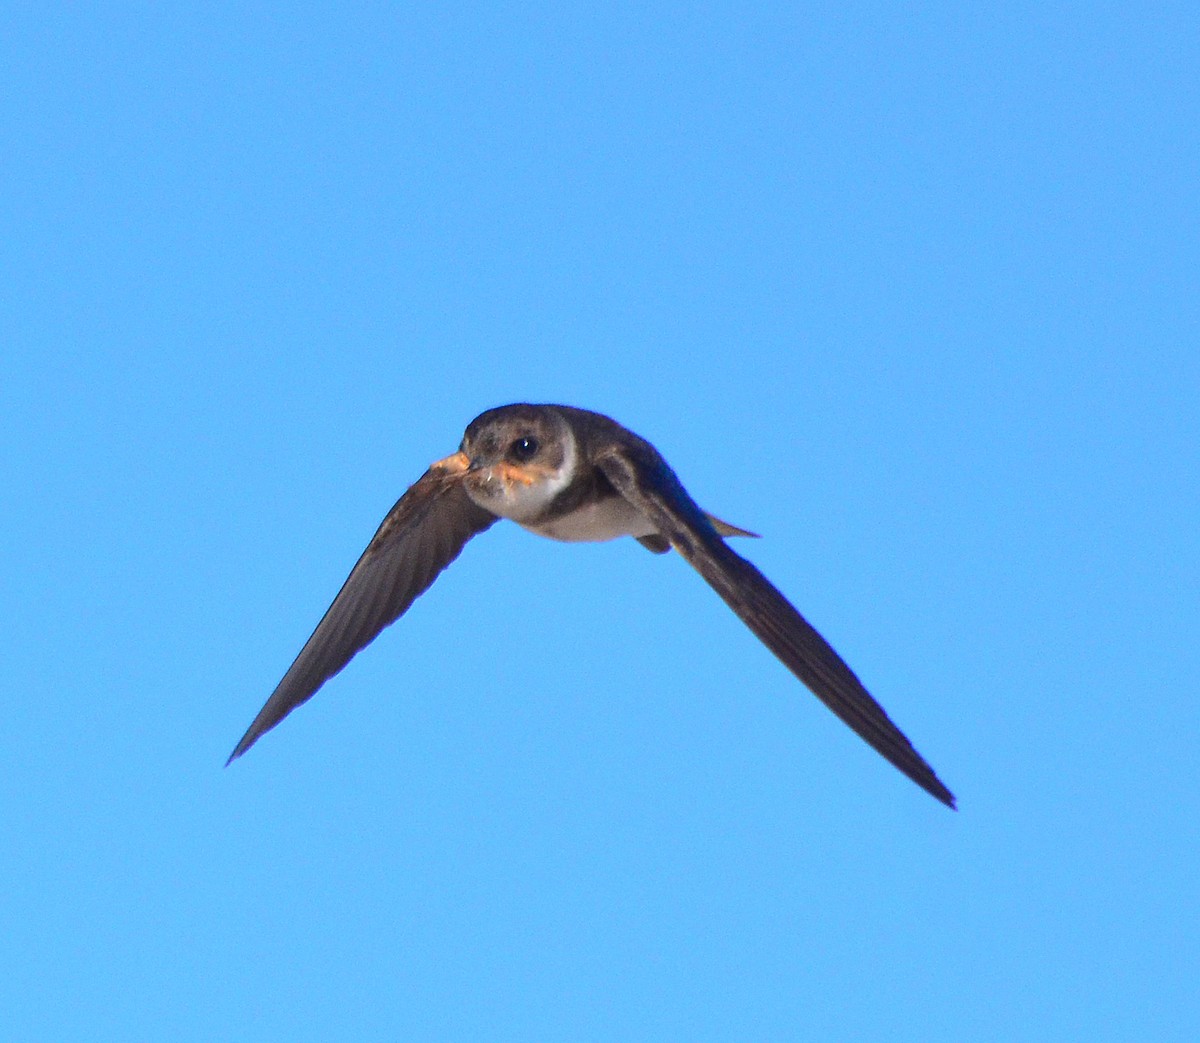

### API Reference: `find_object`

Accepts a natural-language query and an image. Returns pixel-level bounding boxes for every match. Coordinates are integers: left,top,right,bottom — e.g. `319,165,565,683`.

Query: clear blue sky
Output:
4,4,1197,1040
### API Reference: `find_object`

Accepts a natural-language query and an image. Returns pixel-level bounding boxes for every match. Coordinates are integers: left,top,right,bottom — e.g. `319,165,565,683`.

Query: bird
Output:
228,403,955,808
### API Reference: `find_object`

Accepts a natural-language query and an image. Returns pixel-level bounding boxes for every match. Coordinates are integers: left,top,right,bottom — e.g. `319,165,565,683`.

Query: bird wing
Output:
227,465,497,762
596,441,955,808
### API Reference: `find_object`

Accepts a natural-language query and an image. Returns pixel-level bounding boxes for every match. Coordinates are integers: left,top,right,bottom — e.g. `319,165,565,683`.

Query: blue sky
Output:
3,3,1197,1039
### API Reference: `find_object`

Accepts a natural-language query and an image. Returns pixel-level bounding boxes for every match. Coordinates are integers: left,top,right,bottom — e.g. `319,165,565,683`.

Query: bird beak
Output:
431,450,471,474
493,462,536,486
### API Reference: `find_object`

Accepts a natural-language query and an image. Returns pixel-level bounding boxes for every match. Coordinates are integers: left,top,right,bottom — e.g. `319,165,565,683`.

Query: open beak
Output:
494,462,536,486
431,450,471,474
431,451,538,487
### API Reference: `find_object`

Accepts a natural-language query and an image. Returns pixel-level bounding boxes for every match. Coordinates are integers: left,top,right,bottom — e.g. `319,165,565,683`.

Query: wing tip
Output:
933,785,957,811
224,730,257,766
918,773,957,810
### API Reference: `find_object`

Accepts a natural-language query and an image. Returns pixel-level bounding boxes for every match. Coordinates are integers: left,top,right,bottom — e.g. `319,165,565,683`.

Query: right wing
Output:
597,440,955,809
227,466,497,762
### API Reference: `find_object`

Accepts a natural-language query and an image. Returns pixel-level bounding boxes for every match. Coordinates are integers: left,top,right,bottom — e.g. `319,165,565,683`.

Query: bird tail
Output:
706,513,760,539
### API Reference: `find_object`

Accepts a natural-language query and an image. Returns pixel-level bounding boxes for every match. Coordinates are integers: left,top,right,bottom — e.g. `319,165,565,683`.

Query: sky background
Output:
3,3,1197,1040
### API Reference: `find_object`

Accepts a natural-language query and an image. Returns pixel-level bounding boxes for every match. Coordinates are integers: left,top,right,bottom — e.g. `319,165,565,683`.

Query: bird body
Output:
228,403,955,808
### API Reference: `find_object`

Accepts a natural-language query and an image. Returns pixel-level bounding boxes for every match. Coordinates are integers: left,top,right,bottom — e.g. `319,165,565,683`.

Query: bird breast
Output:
522,495,658,543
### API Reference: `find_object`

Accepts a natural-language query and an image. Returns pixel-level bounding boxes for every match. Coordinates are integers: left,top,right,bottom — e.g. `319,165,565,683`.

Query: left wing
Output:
596,441,956,808
228,464,497,763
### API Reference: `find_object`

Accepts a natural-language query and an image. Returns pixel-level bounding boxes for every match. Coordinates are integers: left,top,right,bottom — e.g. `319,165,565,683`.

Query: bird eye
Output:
509,436,539,461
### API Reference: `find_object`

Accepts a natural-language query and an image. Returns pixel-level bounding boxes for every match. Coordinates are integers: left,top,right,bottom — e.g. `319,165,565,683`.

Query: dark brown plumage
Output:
226,466,495,763
228,403,955,809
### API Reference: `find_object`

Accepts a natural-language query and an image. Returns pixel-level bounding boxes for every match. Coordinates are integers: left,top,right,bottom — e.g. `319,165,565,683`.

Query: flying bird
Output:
228,403,955,808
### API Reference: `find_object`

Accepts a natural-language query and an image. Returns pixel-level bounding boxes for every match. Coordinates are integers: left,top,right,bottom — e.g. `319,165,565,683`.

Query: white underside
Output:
522,496,658,543
467,427,581,524
466,425,659,542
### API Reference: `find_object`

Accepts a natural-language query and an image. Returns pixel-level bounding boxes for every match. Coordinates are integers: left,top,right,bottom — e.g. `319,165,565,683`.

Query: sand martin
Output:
229,403,955,807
